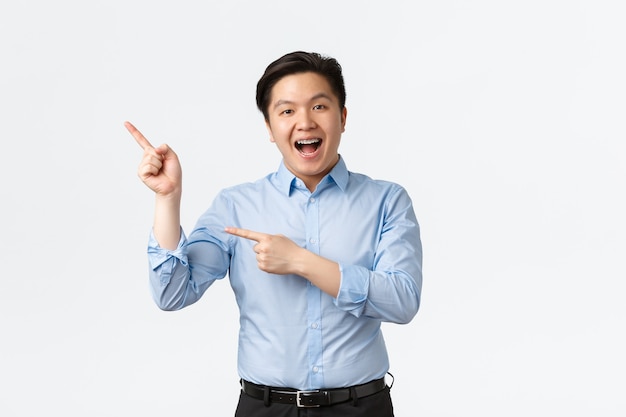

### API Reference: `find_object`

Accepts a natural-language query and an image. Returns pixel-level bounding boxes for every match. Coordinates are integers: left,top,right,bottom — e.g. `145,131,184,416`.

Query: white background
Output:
1,1,625,416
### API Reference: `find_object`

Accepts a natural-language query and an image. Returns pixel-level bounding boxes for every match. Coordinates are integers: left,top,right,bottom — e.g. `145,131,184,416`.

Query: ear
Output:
265,120,275,143
341,107,348,133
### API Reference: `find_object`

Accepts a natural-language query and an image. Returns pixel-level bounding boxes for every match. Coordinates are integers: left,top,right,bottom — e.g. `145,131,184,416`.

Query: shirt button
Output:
313,366,319,373
310,198,316,203
309,238,317,244
311,323,318,329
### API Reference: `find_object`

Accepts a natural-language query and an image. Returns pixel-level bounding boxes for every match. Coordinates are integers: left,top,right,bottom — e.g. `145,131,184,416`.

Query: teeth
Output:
297,139,320,145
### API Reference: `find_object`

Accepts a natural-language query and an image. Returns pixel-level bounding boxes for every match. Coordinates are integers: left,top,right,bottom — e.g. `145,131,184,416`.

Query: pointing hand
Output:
225,227,304,275
125,121,182,197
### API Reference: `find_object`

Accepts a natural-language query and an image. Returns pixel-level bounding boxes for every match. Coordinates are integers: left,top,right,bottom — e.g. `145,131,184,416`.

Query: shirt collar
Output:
274,155,349,196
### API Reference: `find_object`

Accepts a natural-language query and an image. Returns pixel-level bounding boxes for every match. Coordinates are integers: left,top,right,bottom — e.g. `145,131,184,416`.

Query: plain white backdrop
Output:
1,0,625,415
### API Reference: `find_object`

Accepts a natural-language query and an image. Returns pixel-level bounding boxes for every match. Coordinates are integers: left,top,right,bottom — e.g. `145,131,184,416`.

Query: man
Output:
127,51,423,416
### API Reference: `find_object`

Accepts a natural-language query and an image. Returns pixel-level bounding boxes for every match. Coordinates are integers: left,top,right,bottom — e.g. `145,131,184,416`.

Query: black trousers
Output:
234,385,394,417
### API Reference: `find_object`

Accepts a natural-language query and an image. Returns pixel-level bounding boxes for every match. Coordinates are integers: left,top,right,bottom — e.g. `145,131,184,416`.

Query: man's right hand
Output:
125,121,182,197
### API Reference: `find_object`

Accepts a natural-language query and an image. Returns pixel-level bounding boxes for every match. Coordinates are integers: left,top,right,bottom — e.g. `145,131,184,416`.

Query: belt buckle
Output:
296,390,322,408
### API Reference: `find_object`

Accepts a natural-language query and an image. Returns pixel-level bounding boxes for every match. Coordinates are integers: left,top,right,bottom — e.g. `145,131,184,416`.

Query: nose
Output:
296,110,316,130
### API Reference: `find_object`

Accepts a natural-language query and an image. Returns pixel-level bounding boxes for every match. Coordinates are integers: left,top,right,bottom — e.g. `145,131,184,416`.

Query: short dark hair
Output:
256,51,346,121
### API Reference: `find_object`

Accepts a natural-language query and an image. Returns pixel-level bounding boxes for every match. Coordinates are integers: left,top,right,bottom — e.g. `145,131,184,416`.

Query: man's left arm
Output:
334,186,423,324
223,227,342,297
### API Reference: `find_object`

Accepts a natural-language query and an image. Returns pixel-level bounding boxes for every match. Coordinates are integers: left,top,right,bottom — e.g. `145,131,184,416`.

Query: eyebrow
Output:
272,93,334,110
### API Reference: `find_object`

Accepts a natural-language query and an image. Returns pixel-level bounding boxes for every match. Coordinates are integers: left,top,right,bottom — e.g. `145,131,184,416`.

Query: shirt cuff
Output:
147,228,188,271
334,263,369,316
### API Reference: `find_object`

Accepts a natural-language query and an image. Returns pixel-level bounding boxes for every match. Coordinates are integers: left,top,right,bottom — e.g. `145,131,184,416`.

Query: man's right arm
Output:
125,121,182,249
126,121,231,310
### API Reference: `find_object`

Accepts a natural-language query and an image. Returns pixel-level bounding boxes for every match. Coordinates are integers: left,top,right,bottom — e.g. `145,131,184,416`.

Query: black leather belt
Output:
240,377,387,408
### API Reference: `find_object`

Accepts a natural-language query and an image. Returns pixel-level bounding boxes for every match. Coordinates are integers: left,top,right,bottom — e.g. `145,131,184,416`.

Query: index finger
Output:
225,227,267,242
124,121,154,150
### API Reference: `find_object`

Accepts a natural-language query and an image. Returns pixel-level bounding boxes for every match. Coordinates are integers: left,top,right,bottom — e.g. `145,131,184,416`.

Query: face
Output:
265,72,347,191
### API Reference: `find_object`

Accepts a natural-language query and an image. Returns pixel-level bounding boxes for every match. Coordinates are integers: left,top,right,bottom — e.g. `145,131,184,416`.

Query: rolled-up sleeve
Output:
334,186,422,324
147,226,230,311
147,229,188,286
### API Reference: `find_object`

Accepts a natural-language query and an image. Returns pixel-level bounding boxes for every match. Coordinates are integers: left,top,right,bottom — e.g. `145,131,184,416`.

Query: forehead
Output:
270,72,337,103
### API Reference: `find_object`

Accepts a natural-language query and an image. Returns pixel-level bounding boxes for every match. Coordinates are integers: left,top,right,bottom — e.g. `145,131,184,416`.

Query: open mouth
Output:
295,138,322,155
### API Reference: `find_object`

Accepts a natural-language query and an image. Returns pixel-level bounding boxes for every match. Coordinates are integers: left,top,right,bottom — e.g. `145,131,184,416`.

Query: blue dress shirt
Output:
147,157,422,390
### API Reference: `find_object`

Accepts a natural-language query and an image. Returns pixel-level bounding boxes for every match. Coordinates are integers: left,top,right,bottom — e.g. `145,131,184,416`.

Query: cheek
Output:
273,124,294,142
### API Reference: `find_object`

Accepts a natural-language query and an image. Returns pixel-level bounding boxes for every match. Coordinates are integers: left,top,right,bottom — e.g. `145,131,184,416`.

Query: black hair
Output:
256,51,346,121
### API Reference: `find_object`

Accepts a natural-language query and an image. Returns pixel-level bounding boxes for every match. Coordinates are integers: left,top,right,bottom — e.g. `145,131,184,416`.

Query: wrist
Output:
155,189,182,205
294,247,313,276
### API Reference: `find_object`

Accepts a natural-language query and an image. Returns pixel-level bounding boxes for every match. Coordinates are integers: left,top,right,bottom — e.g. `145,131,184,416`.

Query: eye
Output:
280,109,294,115
313,104,326,110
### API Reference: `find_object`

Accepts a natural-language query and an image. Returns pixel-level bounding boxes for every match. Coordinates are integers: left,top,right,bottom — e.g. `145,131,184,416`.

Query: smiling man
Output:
127,51,423,417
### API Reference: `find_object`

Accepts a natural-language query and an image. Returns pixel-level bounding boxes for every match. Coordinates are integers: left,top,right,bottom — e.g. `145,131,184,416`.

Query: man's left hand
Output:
225,227,304,275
